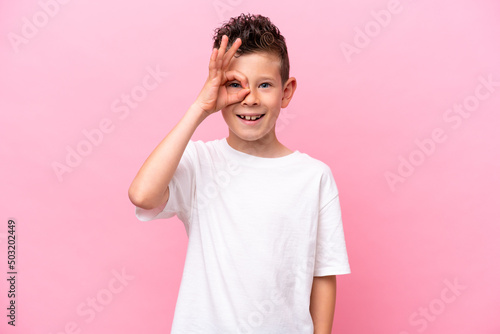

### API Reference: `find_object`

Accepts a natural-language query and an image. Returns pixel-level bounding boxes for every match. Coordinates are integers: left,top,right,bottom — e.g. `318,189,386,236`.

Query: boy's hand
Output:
194,35,250,115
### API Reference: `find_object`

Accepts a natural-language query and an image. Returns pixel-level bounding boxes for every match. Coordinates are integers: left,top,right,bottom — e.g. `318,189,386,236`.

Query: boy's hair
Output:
212,13,290,87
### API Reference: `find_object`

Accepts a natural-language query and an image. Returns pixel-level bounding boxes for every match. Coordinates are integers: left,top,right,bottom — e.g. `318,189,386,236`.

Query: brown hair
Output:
212,13,290,87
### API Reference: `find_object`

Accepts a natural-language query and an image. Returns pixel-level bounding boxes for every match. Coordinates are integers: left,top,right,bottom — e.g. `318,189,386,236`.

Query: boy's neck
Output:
226,132,293,158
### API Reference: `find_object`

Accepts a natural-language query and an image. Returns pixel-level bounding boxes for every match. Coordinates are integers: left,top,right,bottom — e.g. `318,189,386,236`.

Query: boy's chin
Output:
229,127,276,143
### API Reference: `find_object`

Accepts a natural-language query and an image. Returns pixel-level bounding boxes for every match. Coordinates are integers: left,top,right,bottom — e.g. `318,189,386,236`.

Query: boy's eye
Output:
228,82,271,88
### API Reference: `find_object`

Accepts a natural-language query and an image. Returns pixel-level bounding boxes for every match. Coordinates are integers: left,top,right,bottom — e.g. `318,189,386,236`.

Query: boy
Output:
128,13,350,334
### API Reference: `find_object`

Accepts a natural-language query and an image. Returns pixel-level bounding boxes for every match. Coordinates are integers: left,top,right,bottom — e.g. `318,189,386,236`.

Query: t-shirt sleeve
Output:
313,168,351,276
134,140,197,227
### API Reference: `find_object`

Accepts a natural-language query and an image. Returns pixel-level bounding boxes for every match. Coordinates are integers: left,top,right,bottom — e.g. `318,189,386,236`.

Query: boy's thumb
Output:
239,88,250,100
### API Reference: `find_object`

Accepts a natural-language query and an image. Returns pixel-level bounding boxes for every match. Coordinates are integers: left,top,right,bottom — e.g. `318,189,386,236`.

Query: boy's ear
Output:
281,77,297,108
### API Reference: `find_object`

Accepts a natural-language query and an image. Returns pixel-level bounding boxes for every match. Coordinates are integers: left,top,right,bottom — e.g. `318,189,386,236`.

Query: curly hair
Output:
212,13,290,87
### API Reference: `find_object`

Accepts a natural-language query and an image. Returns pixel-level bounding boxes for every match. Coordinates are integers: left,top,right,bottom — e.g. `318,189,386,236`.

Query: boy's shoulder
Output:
188,138,334,175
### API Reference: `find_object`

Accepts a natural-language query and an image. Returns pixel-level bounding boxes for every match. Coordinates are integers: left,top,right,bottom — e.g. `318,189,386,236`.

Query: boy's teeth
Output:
239,114,263,121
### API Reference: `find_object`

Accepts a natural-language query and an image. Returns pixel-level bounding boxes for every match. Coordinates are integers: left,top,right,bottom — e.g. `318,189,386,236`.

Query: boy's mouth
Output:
236,114,265,121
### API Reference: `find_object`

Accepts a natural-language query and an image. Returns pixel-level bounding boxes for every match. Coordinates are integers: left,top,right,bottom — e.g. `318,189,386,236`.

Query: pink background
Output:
1,0,499,333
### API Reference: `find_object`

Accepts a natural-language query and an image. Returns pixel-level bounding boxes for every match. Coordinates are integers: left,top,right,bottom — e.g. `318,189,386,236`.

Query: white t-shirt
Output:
135,138,350,334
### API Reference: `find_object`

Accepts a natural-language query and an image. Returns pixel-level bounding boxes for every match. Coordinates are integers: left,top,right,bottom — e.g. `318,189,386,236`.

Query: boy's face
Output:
221,51,296,145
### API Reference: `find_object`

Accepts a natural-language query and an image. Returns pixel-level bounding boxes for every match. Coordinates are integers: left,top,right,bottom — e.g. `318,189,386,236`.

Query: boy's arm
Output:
128,35,250,210
310,275,337,334
128,105,206,210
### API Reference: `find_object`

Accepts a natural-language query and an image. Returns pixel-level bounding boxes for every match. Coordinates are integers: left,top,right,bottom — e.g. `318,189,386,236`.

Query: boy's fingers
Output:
237,87,251,100
225,70,248,89
210,48,218,64
208,48,218,77
227,88,250,106
217,35,229,65
222,38,241,69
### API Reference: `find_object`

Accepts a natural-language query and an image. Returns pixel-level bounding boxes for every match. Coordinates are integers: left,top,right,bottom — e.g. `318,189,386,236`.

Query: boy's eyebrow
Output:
257,76,277,82
229,76,276,82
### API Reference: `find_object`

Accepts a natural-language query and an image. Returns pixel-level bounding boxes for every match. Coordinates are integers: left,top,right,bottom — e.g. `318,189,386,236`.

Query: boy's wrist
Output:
187,103,210,125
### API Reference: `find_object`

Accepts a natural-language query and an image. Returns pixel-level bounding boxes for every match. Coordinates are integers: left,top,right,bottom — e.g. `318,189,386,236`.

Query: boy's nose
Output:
241,89,259,106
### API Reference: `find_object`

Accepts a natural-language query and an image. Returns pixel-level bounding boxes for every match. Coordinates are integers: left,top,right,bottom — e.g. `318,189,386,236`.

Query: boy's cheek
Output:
221,107,235,117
